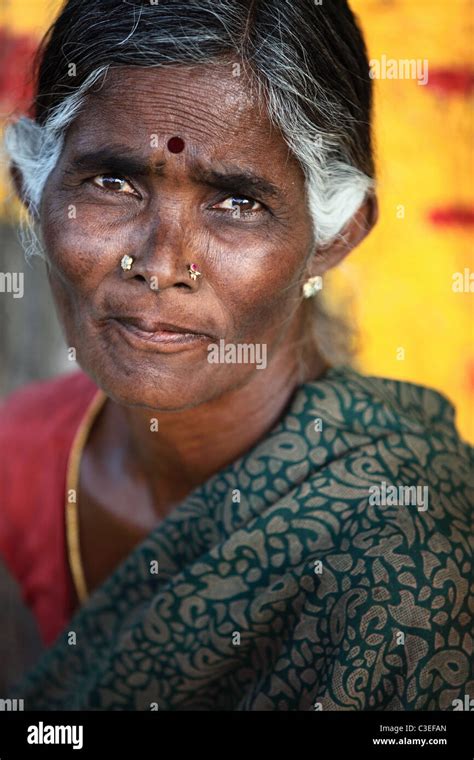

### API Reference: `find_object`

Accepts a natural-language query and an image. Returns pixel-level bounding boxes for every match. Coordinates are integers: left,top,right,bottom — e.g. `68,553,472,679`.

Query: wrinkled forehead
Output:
55,64,303,191
61,63,301,178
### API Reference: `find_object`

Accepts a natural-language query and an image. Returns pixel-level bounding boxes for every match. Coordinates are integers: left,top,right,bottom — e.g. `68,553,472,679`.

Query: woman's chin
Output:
85,364,227,412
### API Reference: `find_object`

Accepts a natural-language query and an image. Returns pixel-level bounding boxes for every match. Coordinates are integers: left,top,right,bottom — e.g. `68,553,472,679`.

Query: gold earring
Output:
187,263,202,280
302,275,323,298
121,254,134,271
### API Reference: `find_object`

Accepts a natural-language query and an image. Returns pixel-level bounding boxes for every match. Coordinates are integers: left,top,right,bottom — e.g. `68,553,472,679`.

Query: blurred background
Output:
0,0,473,441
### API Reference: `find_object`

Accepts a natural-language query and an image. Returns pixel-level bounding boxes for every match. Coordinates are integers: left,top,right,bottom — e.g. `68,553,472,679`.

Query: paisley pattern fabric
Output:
10,366,473,710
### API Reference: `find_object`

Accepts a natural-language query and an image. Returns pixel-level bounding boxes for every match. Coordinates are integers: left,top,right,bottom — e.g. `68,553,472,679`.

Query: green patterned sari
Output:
10,366,473,710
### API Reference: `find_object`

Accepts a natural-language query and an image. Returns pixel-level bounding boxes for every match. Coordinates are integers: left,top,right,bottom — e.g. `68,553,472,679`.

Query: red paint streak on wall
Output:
427,207,474,228
427,68,474,97
0,27,38,114
466,358,474,394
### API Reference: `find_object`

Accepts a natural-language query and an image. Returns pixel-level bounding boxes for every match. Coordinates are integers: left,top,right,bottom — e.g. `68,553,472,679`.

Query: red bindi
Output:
167,136,185,153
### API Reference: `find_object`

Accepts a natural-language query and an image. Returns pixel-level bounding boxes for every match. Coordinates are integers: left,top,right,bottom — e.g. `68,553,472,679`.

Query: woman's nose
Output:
120,223,203,292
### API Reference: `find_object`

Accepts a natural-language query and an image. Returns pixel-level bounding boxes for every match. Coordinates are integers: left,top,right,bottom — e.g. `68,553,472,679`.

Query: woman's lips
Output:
109,317,213,352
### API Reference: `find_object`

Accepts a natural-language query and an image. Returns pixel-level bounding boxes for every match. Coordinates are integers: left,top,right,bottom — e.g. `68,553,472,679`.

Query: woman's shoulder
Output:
293,364,473,543
0,369,100,509
0,370,99,446
310,365,456,421
0,371,98,648
306,364,471,487
305,365,472,453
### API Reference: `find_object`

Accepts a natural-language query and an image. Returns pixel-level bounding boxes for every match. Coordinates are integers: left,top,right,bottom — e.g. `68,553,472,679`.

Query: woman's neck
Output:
88,335,328,518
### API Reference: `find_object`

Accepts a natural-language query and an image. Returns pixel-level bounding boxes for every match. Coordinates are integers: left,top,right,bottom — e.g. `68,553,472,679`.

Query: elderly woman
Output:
1,0,472,711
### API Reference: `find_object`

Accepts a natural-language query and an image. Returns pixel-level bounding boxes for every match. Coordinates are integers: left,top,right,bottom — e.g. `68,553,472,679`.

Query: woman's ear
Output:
309,194,379,275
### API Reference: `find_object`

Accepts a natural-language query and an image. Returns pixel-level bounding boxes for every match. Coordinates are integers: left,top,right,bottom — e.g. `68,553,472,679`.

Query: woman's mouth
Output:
108,317,213,353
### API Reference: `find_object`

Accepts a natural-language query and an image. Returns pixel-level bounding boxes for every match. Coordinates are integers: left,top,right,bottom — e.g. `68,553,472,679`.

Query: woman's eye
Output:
212,196,263,215
91,175,136,194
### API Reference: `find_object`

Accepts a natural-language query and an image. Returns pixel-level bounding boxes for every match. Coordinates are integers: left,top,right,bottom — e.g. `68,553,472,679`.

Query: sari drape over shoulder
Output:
4,366,474,710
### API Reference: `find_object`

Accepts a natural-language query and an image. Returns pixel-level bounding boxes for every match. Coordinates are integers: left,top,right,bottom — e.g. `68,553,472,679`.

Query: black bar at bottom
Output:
0,709,471,758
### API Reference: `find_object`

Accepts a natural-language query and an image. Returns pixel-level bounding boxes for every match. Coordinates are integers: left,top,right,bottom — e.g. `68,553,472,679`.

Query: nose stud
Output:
120,255,202,281
188,263,202,280
121,254,134,272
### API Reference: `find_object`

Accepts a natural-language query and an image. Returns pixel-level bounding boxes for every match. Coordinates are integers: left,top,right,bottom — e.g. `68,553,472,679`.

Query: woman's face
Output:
40,63,315,410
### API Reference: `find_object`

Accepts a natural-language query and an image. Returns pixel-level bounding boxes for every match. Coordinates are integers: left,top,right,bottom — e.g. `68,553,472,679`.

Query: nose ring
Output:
188,263,202,280
121,256,202,280
121,254,134,272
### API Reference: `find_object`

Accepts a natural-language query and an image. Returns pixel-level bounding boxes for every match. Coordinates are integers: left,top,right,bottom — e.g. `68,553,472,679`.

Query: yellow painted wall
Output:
1,0,473,440
2,0,59,33
346,0,473,442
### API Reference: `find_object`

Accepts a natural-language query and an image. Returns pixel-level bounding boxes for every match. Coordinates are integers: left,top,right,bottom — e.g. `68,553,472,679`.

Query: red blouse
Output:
0,370,100,647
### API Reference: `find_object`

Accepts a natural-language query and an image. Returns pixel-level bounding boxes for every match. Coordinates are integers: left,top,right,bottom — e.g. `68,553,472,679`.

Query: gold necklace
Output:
65,388,107,605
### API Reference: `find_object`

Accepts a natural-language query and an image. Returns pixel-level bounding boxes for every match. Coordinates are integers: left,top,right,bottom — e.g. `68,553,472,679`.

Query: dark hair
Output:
34,0,374,173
